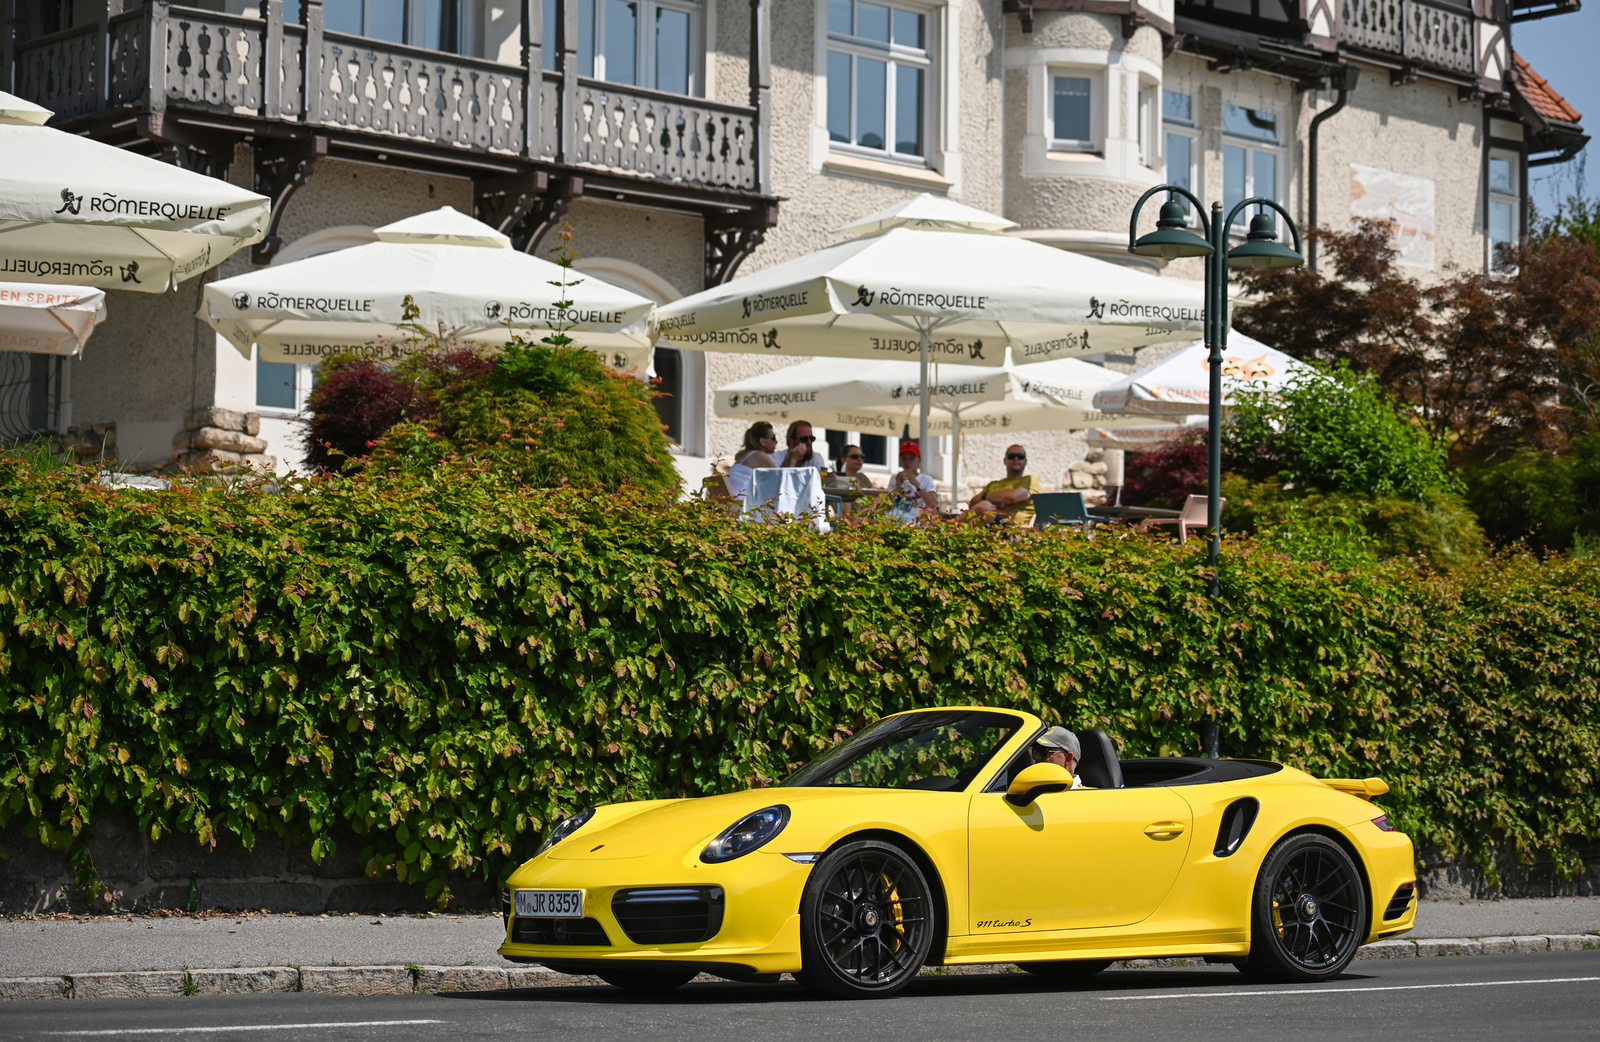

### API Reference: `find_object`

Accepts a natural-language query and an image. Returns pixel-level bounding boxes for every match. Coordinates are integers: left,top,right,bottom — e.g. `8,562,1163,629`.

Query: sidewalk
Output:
2,898,1597,979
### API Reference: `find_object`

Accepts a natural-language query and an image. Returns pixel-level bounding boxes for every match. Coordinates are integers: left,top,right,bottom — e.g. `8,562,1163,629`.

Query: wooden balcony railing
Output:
1339,0,1475,75
12,3,765,197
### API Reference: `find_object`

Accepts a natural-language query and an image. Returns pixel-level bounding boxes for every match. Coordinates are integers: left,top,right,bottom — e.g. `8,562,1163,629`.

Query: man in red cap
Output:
885,439,938,523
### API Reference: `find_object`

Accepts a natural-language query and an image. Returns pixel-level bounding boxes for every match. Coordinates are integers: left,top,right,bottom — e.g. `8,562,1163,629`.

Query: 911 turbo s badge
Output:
976,918,1032,929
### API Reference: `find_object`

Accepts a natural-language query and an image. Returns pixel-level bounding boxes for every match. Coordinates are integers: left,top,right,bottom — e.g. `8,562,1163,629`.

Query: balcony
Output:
1340,0,1475,76
8,3,775,269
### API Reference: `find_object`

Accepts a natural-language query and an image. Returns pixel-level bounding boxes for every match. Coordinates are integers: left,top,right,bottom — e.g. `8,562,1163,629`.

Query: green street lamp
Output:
1128,187,1304,756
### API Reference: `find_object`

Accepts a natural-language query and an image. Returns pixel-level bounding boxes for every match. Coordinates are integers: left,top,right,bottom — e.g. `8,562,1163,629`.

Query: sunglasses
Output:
796,435,816,443
844,454,864,460
1005,453,1027,460
759,433,776,440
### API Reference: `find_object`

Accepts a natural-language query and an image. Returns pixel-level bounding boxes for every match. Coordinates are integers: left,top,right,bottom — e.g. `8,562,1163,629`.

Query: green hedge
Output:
2,457,1598,901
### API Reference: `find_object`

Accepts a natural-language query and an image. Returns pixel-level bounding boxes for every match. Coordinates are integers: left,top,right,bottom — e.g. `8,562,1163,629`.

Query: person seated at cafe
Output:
776,420,827,471
885,440,939,524
967,444,1039,526
722,422,779,501
833,444,877,489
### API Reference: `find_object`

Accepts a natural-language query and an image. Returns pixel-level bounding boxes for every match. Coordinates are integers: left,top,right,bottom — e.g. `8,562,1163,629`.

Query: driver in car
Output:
1030,727,1086,789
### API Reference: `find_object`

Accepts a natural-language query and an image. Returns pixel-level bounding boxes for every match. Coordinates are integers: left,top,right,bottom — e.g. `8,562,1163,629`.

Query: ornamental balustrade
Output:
1339,0,1475,74
11,4,764,196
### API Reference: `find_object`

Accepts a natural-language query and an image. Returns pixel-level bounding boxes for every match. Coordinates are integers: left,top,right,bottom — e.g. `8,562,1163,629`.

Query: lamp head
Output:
1227,211,1304,271
1130,196,1213,260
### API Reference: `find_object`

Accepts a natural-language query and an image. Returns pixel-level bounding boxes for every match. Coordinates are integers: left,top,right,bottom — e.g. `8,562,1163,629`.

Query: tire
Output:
1242,832,1368,983
796,839,937,998
594,966,699,994
1017,959,1112,985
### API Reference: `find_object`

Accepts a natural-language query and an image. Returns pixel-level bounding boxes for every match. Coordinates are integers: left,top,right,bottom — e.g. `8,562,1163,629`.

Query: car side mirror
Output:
1005,762,1075,806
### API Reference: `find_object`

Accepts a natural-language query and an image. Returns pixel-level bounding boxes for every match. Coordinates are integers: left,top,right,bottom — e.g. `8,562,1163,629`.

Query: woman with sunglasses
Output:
722,422,780,503
827,443,878,519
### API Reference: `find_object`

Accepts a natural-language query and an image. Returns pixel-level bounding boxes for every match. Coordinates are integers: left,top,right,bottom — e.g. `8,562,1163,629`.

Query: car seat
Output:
1075,728,1124,789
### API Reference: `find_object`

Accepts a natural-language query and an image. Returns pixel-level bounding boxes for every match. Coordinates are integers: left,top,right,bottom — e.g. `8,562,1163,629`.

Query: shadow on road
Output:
434,966,1377,1006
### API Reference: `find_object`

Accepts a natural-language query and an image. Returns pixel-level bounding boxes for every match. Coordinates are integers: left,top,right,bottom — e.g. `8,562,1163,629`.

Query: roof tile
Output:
1514,54,1582,125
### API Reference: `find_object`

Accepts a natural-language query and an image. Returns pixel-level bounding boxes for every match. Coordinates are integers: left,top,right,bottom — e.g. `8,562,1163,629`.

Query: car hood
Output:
547,788,828,861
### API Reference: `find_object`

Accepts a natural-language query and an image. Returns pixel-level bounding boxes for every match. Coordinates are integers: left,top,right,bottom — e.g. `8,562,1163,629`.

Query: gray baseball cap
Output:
1034,727,1080,759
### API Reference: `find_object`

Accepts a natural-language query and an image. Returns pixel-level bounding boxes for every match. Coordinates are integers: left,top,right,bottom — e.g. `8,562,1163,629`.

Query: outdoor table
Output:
1087,504,1181,521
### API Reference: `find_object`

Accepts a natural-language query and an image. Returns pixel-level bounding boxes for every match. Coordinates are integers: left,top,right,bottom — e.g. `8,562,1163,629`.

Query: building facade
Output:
4,0,1587,491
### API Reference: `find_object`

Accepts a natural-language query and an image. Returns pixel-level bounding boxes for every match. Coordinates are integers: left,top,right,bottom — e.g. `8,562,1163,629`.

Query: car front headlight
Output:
702,805,790,864
535,808,595,857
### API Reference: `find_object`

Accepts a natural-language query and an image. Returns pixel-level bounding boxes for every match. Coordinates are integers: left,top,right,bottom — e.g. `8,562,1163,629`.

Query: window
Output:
1488,150,1519,270
1163,89,1198,220
1222,103,1282,232
324,0,471,54
256,354,317,414
540,0,698,93
1049,72,1096,151
652,344,684,444
827,0,931,160
1137,80,1157,168
40,0,73,33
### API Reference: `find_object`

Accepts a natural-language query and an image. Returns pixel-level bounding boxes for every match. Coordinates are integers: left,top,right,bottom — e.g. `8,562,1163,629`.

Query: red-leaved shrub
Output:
1122,434,1207,508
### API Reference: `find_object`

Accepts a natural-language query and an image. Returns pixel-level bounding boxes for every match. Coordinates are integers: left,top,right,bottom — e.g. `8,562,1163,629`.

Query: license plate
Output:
514,889,584,918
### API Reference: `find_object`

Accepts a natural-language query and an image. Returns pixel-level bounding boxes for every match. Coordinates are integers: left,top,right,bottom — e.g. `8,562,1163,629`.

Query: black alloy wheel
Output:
1017,959,1112,985
797,839,936,998
594,966,699,994
1243,832,1368,982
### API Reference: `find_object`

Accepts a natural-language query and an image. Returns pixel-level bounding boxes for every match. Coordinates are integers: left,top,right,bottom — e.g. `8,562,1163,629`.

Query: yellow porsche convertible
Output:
498,706,1416,997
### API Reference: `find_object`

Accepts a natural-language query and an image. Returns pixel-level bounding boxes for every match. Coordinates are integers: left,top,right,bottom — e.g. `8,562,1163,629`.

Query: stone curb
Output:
1,935,1595,1001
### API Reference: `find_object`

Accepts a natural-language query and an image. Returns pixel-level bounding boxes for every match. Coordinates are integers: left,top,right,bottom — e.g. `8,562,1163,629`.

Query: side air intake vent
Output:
1384,883,1416,921
1213,798,1260,857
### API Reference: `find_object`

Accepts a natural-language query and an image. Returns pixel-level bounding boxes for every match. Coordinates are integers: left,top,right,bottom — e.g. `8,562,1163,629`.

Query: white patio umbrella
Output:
716,355,1151,502
1084,415,1209,451
200,207,655,375
658,194,1208,458
0,91,269,293
0,282,106,356
1091,332,1314,417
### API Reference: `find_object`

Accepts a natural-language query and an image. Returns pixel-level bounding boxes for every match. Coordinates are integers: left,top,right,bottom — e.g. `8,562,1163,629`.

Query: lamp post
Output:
1127,188,1304,758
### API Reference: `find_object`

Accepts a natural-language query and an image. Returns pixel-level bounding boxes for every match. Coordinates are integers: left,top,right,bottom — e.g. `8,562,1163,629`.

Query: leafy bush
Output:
1,455,1597,902
1226,366,1458,499
1122,435,1207,508
303,356,436,471
1222,476,1485,571
1464,434,1600,553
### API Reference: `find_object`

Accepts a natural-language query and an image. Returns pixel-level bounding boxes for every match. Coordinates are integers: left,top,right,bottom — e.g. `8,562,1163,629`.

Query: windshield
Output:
781,710,1022,792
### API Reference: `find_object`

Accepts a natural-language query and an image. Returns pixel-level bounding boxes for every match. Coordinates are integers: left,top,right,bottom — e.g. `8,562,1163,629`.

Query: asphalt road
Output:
1,951,1595,1042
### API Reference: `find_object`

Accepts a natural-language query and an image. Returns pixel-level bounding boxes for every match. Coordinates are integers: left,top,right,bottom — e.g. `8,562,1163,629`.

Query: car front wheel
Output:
796,839,936,998
1243,832,1368,982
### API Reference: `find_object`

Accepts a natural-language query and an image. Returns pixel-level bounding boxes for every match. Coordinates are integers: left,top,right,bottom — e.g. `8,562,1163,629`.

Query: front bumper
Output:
497,849,813,976
1344,822,1418,941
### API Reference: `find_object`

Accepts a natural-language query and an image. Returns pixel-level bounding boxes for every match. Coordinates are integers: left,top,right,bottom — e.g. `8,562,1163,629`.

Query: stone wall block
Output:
191,427,269,454
299,966,416,996
243,412,261,437
1356,939,1417,959
1476,936,1520,954
0,977,69,1001
187,967,300,994
186,407,251,433
416,967,510,993
1546,934,1600,951
1414,938,1482,957
70,971,188,999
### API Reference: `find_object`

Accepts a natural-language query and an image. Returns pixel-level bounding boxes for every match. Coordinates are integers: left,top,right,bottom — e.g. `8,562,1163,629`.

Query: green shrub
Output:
1464,435,1600,553
1226,366,1458,499
1222,475,1485,571
0,455,1596,901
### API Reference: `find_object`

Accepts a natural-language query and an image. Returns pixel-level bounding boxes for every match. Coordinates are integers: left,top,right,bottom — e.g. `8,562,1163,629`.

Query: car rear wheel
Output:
594,966,699,994
1243,833,1368,983
796,839,936,998
1017,959,1112,985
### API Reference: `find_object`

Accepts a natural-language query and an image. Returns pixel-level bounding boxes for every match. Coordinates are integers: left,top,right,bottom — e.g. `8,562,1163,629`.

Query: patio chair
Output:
1032,491,1097,531
1139,494,1221,545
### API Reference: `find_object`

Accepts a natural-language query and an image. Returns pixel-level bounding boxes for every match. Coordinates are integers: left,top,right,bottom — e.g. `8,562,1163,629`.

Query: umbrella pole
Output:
918,325,931,464
949,403,962,513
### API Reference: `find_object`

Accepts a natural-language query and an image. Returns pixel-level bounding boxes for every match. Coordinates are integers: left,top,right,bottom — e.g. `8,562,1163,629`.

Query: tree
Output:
1234,220,1600,461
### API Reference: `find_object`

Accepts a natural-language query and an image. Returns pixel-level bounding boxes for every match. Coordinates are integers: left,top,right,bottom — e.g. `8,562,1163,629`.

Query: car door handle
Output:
1143,821,1186,840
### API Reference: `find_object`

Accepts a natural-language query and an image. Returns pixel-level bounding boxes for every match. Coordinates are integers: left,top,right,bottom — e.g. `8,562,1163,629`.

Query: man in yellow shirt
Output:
968,444,1040,526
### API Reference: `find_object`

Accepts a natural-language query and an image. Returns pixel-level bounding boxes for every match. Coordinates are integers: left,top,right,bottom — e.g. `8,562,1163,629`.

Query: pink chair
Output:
1139,494,1221,545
